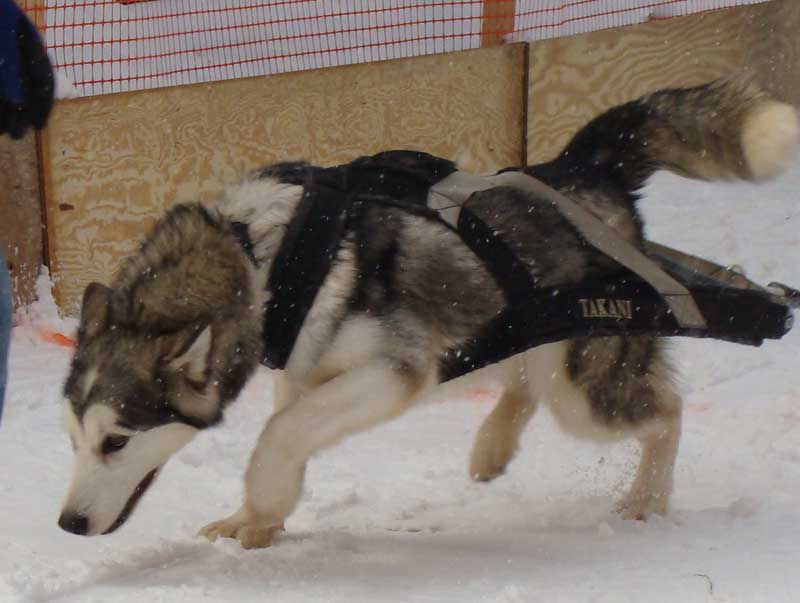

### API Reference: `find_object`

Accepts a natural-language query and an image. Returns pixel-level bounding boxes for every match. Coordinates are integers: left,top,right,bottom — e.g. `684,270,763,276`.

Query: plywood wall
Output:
42,44,526,312
0,132,44,308
526,5,760,163
740,0,800,106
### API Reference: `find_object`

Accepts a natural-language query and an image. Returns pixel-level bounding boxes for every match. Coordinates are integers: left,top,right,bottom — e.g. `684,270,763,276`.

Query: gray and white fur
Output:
59,77,798,547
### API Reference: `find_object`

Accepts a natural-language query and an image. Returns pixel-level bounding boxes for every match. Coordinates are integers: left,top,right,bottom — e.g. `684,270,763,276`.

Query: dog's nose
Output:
58,512,89,535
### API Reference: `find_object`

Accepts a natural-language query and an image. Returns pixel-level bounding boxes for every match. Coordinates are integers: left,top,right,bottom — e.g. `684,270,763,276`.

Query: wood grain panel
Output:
526,6,761,163
741,0,800,105
0,132,44,308
41,44,526,313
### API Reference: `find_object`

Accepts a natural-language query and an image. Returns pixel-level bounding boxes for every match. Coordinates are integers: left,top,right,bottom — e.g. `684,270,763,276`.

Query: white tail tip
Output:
742,100,800,180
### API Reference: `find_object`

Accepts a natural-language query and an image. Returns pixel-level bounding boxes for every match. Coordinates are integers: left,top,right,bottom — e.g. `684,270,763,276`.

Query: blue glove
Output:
0,0,54,139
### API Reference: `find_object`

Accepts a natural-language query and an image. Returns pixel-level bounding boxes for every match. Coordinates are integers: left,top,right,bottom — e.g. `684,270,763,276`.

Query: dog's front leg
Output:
200,360,424,549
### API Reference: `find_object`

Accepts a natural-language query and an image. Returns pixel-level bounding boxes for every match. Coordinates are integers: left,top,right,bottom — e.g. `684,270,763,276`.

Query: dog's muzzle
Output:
102,468,160,535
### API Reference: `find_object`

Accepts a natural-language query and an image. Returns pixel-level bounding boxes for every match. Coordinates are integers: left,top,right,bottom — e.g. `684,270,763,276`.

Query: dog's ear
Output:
162,325,213,385
160,325,220,425
79,283,111,339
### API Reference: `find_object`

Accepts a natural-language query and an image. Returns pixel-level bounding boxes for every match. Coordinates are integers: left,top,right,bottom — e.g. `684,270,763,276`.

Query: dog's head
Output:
58,281,255,536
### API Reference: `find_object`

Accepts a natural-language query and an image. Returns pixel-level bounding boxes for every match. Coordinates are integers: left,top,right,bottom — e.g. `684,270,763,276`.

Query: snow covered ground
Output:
1,162,800,602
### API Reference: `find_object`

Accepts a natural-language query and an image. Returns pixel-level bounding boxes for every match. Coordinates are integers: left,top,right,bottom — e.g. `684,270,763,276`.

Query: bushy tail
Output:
552,77,799,191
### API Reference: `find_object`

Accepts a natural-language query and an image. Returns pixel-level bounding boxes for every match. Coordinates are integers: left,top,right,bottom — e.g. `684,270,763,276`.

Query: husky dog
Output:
59,78,798,548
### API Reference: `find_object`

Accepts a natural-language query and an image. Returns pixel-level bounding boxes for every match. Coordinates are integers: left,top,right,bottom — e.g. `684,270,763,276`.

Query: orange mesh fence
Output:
19,1,768,98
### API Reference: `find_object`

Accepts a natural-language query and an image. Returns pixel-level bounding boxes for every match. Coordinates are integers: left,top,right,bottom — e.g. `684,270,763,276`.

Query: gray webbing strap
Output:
429,171,708,329
426,170,492,225
643,240,762,291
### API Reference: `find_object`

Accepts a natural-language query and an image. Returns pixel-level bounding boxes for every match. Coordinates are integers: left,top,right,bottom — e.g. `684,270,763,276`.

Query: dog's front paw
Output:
469,441,512,482
199,509,285,549
469,425,517,482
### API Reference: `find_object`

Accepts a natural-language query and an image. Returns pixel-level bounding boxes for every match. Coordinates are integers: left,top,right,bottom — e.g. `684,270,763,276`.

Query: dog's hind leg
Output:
200,360,427,549
469,357,537,482
616,400,681,520
565,337,682,520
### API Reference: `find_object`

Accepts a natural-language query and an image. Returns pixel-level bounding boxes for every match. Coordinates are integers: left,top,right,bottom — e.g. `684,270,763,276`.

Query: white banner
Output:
509,0,771,42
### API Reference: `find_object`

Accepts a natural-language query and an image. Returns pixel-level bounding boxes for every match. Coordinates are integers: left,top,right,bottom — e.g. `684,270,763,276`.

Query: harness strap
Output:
428,171,538,305
261,184,350,369
457,208,537,306
439,272,792,382
430,171,708,330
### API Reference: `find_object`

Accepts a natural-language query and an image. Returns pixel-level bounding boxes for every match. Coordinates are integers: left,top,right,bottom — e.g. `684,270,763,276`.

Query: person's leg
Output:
0,251,12,423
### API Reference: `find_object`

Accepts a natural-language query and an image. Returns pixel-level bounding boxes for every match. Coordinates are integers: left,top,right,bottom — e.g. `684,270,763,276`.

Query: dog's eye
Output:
101,435,130,455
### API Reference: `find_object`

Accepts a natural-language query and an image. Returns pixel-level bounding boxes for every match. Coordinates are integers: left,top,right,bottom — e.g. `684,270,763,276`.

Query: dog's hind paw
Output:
199,509,285,549
614,493,668,521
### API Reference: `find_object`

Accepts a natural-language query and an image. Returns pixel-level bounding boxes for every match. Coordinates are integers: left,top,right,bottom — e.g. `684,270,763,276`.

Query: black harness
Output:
237,151,794,381
255,151,459,370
